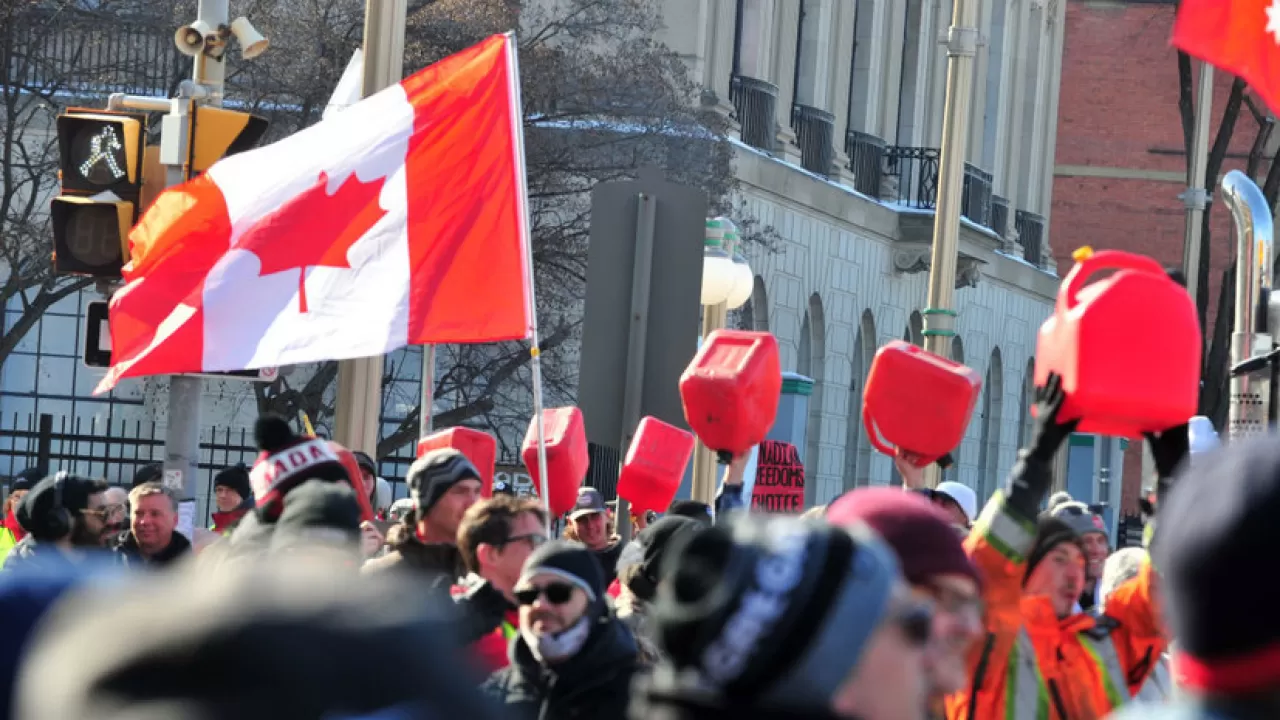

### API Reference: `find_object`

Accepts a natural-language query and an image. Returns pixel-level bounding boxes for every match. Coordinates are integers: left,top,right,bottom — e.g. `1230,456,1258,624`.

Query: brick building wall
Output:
1053,0,1263,513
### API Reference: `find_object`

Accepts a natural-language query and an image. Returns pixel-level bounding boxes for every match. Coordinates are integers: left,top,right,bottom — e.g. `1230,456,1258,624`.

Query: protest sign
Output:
750,440,805,513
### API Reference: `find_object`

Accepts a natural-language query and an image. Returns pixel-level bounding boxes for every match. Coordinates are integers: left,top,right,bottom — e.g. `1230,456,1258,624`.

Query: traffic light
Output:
84,300,276,382
52,109,147,277
189,106,269,176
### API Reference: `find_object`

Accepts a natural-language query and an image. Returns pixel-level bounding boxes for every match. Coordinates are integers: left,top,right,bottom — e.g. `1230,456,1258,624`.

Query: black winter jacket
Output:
482,614,639,720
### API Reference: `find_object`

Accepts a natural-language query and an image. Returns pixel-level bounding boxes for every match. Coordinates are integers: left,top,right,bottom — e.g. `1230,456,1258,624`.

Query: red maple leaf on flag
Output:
237,170,389,313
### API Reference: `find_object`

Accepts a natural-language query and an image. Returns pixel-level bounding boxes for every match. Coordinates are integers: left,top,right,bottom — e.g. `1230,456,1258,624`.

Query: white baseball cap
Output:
934,481,978,524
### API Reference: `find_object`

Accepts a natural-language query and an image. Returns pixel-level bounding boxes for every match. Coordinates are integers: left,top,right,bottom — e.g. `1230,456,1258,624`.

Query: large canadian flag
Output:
96,34,532,393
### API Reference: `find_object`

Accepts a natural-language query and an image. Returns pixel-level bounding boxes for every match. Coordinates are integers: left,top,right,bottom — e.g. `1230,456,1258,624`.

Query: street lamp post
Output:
690,218,753,504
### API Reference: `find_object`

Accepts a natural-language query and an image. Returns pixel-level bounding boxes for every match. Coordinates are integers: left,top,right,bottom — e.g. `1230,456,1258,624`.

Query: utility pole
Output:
159,0,229,528
332,0,407,458
1182,62,1214,306
920,0,979,488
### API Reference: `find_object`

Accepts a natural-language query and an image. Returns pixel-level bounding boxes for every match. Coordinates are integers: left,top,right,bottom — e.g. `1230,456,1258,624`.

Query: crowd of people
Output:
0,374,1275,720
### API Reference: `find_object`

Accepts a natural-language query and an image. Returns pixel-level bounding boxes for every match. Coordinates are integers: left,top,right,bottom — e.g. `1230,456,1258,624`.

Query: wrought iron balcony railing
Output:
5,8,183,99
844,130,885,199
729,74,778,153
991,195,1011,240
791,103,835,178
882,145,940,210
1016,209,1047,267
961,163,993,228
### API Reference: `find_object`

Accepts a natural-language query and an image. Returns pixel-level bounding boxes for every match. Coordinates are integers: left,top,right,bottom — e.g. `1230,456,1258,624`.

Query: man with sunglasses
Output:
827,488,983,719
3,473,112,572
483,540,639,720
630,513,933,720
454,496,549,672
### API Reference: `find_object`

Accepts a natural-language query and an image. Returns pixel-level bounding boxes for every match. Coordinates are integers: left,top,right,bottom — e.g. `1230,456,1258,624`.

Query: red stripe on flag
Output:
1172,0,1280,115
95,175,231,393
402,34,531,344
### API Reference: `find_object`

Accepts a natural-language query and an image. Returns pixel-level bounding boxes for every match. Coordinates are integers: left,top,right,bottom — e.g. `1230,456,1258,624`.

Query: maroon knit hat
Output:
826,488,981,588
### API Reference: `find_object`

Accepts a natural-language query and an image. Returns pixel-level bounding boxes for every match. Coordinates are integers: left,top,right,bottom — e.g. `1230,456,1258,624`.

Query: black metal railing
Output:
730,74,778,152
1016,209,1046,266
991,195,1011,239
961,163,993,228
791,104,835,177
882,146,939,209
845,130,885,198
5,8,183,99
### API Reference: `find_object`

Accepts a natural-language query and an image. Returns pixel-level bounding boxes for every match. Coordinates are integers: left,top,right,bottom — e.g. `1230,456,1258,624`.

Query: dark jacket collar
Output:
119,531,192,567
507,612,638,691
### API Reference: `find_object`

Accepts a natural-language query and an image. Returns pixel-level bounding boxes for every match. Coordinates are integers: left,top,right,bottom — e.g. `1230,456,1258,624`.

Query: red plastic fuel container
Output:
862,340,982,466
417,427,497,496
679,330,782,456
617,417,696,514
1035,247,1200,437
521,407,589,516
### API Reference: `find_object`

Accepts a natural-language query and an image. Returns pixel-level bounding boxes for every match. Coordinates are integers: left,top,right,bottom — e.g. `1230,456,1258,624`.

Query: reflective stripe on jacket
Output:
0,526,16,563
945,490,1166,720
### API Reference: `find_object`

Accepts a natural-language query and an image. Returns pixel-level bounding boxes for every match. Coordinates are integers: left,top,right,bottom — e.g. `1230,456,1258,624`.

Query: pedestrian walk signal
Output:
52,109,148,278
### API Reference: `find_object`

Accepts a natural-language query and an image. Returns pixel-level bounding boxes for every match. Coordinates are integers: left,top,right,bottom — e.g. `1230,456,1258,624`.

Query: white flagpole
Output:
504,32,552,536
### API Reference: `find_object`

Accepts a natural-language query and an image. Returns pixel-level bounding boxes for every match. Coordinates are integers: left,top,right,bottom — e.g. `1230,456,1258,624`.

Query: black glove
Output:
453,579,513,645
1144,423,1189,481
1027,373,1080,463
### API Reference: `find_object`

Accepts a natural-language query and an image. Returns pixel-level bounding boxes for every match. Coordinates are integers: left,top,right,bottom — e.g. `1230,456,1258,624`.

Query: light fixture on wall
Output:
724,228,754,310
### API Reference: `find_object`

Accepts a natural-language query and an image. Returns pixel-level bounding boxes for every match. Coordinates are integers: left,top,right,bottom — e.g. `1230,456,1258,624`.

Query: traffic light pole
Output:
160,0,229,529
920,0,979,489
332,0,406,459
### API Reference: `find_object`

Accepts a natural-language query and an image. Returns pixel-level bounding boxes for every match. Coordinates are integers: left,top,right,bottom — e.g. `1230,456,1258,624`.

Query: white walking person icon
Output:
78,125,126,183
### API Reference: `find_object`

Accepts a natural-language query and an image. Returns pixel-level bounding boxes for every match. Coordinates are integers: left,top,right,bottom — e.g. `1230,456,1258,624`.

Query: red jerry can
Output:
1035,247,1201,438
417,427,498,496
617,417,695,514
521,407,588,516
679,330,782,456
863,340,982,467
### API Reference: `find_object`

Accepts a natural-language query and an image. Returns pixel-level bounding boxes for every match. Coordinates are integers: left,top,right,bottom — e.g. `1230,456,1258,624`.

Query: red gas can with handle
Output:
417,427,498,496
679,330,782,456
862,340,982,466
1034,247,1201,438
617,417,696,514
521,407,589,516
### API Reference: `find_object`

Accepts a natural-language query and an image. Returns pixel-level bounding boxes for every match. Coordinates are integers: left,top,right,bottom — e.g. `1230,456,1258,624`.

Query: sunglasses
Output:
514,582,576,606
892,600,935,647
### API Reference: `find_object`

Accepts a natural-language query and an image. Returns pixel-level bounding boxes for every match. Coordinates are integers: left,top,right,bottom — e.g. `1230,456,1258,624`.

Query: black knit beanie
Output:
213,465,252,503
1023,515,1086,583
519,540,606,606
628,516,704,602
1155,434,1280,694
651,514,900,712
407,449,481,520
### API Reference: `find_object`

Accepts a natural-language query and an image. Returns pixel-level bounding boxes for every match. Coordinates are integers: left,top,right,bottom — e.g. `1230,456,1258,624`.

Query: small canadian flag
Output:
96,34,532,393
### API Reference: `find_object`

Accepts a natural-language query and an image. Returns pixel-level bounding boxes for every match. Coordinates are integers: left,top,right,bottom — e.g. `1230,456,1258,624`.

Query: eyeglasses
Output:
924,582,983,619
514,582,576,606
503,533,548,549
892,600,935,647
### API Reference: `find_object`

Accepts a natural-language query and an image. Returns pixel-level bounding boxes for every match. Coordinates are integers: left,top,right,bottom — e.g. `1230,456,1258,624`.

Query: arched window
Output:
803,294,826,504
1018,358,1035,449
909,310,924,346
845,310,877,490
977,348,1005,501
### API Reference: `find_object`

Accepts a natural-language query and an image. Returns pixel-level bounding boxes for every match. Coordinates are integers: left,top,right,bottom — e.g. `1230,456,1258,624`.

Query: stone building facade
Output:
653,0,1097,510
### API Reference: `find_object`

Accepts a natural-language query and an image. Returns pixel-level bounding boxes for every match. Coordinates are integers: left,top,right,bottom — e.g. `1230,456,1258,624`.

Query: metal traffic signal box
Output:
51,109,147,277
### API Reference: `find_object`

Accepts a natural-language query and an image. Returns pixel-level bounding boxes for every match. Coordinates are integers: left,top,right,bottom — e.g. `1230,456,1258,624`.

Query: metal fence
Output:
5,7,183,99
0,413,448,525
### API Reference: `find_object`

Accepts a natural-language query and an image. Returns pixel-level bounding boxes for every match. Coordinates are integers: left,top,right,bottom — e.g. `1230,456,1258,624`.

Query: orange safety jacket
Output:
944,490,1165,720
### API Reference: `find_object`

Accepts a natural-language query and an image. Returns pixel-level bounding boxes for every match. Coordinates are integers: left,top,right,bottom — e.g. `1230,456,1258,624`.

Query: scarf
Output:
5,507,27,542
